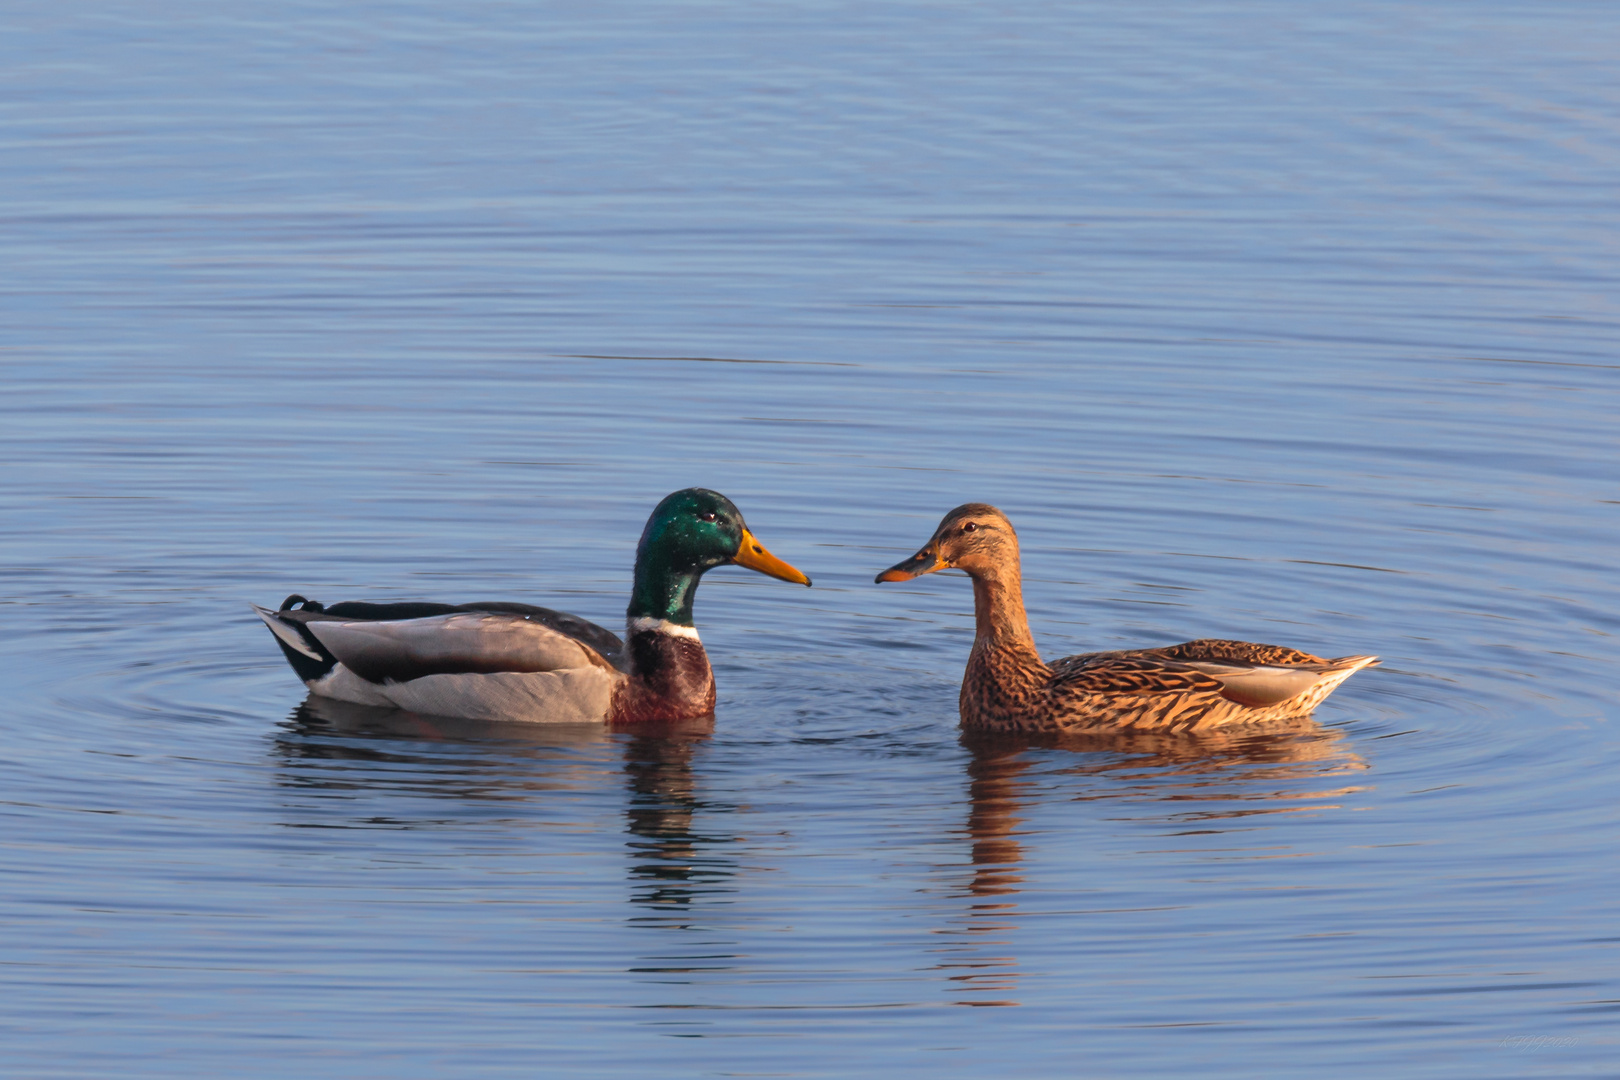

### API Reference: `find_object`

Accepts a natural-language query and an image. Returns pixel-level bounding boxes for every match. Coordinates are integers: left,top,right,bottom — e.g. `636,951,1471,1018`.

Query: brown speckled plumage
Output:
877,504,1377,734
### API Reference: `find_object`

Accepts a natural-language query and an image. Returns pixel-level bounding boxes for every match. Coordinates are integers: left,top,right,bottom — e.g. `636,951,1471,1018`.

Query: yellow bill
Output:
733,527,812,586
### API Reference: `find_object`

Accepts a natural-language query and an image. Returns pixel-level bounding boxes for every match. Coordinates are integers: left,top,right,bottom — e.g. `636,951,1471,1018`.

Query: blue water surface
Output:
2,2,1618,1076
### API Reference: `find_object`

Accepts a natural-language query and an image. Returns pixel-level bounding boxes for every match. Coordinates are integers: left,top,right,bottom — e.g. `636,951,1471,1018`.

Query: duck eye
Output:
961,522,977,533
700,511,718,523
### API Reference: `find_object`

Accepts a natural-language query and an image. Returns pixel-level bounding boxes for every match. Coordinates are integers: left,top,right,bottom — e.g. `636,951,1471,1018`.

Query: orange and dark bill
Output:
875,546,943,583
733,528,812,586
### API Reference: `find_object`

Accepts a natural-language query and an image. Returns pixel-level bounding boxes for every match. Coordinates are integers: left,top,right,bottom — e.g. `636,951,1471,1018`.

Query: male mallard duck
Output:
875,504,1376,733
254,488,811,724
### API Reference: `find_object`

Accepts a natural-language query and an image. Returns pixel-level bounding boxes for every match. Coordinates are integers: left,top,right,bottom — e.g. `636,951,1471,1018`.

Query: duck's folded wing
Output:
447,602,624,668
302,612,619,685
1049,654,1226,698
1150,640,1379,707
1170,660,1339,707
1152,638,1329,666
1052,644,1378,709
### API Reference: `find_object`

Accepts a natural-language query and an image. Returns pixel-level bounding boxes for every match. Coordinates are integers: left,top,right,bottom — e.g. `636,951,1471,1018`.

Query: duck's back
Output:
307,600,624,669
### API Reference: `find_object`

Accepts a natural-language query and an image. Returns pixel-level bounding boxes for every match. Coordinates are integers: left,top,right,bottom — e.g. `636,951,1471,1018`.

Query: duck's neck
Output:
968,565,1042,664
618,565,715,721
628,560,701,628
962,563,1049,714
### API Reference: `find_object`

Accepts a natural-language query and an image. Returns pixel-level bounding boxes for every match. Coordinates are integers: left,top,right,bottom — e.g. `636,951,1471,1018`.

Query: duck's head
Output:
630,488,811,625
874,503,1018,583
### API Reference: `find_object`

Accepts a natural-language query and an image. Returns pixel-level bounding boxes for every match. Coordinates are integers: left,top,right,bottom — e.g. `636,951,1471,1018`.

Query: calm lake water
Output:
3,2,1618,1076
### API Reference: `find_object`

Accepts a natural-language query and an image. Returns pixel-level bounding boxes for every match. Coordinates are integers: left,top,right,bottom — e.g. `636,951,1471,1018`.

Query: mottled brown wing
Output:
1152,638,1330,666
1048,654,1226,697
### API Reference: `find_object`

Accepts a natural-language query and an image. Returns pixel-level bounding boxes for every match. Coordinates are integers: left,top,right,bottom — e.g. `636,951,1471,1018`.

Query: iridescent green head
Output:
627,488,811,626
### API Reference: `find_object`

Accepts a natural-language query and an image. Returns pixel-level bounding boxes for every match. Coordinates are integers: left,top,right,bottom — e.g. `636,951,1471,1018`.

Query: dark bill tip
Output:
875,547,941,584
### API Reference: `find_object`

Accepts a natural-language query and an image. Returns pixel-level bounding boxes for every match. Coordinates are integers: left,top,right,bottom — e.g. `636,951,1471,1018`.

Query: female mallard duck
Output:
875,504,1376,733
254,488,811,724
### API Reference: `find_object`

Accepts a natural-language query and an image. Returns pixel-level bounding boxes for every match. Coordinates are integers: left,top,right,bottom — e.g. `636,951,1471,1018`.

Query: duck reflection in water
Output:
620,727,739,918
937,719,1368,1008
275,696,736,918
